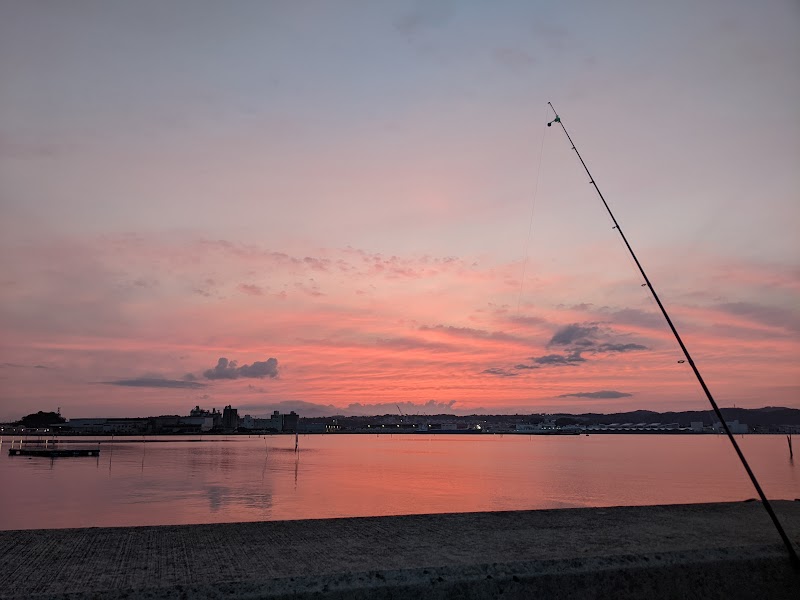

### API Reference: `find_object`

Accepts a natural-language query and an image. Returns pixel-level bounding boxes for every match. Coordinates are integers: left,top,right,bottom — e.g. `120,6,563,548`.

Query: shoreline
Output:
3,430,788,439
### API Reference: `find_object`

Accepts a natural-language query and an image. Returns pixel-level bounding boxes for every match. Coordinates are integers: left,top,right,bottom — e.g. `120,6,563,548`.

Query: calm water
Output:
0,434,796,530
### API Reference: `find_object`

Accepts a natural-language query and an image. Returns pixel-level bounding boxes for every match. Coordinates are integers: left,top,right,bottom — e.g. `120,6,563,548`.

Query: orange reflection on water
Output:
0,434,796,530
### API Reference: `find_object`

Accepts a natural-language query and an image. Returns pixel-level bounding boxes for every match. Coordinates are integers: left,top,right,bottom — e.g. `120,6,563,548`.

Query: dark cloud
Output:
573,339,596,347
238,359,280,378
534,355,569,365
204,358,238,380
103,377,207,389
527,341,645,369
532,352,585,366
481,368,519,377
506,313,648,370
558,390,633,399
549,324,599,346
526,322,648,368
595,343,648,353
203,357,279,380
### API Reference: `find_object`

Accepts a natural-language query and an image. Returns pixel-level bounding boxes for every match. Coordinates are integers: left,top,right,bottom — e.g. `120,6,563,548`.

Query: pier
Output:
0,501,797,599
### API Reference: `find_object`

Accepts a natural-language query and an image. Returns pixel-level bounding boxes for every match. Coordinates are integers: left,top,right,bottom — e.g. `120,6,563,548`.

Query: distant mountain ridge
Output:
565,407,800,427
304,407,800,428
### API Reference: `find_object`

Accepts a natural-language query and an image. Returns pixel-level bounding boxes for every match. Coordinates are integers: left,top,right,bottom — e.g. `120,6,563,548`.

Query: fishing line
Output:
516,105,549,316
545,102,799,567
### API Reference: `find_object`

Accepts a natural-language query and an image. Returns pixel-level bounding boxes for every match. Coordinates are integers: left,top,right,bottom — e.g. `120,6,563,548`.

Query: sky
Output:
0,0,798,420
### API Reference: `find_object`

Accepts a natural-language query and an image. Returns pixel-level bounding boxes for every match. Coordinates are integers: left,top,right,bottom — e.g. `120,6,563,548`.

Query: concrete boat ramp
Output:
0,501,798,599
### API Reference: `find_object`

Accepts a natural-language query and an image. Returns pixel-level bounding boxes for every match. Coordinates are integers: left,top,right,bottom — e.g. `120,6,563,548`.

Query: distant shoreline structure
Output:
3,405,798,436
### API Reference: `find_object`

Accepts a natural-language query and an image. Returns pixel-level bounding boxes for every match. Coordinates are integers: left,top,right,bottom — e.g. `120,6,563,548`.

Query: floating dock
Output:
7,447,99,457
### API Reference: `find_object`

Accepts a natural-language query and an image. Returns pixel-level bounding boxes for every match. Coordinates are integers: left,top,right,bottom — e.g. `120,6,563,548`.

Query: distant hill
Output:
313,407,800,428
566,407,800,427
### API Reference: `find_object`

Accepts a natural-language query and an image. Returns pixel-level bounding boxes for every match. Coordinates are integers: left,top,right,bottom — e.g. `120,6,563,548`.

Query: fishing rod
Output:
546,102,799,567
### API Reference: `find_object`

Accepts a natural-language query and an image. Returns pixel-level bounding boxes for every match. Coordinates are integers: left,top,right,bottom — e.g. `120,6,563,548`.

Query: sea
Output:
0,434,796,530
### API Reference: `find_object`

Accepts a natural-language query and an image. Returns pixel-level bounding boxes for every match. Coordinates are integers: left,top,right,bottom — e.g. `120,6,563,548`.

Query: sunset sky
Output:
1,0,798,420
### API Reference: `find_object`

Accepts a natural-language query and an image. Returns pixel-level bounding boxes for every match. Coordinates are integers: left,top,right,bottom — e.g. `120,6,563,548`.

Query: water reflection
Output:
0,434,795,530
